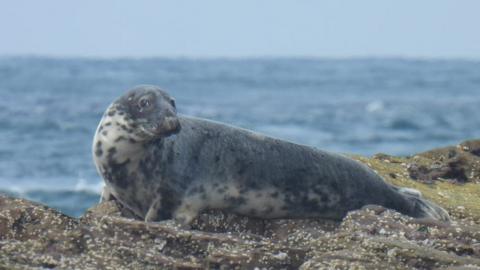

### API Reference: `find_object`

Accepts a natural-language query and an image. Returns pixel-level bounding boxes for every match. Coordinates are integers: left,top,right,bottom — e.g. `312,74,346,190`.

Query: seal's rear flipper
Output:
396,187,450,222
398,187,422,198
410,195,450,222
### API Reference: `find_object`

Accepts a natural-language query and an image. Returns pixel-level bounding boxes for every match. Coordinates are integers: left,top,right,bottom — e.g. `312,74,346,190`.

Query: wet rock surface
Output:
1,140,480,269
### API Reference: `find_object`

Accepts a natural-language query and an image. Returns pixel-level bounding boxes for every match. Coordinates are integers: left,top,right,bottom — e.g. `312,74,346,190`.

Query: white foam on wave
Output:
0,176,103,195
74,178,104,194
366,100,385,113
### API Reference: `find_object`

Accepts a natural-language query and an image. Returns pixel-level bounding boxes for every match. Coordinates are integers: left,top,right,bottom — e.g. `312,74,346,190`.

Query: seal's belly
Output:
213,186,289,218
192,180,342,219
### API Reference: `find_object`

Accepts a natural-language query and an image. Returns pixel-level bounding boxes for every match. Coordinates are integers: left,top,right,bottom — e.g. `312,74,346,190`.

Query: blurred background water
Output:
0,57,479,217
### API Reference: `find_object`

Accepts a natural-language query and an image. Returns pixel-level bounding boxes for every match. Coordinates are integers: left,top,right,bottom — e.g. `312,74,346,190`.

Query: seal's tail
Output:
398,187,451,222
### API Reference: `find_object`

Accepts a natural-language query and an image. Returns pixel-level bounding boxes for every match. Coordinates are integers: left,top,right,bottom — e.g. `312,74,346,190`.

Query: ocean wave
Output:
1,57,480,217
0,176,103,193
365,100,385,113
0,177,103,217
0,188,100,217
388,118,421,130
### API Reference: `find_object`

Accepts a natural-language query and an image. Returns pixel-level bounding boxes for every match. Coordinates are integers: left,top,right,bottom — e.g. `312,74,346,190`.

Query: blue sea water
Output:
1,57,480,217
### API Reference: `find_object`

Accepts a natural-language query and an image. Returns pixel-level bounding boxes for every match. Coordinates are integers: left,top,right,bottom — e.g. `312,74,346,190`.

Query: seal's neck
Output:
92,113,147,173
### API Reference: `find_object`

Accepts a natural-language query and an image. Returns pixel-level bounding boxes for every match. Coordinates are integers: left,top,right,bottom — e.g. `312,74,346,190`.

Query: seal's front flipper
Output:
144,197,192,229
172,211,197,228
172,198,202,227
145,197,163,222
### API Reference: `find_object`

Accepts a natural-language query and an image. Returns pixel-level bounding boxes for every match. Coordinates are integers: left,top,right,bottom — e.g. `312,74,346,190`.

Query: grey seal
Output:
93,85,450,225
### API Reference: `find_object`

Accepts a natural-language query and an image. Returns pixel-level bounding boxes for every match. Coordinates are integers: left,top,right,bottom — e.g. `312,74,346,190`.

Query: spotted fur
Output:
93,85,450,226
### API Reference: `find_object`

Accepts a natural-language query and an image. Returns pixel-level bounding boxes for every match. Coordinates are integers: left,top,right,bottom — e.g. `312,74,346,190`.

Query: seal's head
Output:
103,85,180,142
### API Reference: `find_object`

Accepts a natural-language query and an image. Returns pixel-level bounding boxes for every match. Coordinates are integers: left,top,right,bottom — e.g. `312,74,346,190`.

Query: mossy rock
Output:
352,139,480,222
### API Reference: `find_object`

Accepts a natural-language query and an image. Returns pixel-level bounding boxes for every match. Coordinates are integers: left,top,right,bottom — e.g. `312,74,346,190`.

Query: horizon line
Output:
1,54,480,62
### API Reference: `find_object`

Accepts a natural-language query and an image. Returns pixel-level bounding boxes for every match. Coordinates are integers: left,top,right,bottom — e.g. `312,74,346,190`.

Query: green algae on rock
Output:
353,139,480,223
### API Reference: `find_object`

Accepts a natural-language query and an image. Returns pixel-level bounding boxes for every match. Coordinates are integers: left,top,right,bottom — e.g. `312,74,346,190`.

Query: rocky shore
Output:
1,140,480,269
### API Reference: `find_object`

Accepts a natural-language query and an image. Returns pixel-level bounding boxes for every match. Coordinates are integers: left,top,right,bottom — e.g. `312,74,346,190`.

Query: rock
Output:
356,140,480,222
0,196,310,269
1,140,480,269
2,196,479,270
406,139,480,184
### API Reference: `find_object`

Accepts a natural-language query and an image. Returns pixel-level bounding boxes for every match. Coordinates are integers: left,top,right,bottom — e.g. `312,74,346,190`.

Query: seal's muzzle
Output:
154,116,181,136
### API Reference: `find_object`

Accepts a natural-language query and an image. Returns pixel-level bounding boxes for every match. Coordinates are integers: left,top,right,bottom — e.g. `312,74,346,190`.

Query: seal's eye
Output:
170,99,176,108
139,98,151,108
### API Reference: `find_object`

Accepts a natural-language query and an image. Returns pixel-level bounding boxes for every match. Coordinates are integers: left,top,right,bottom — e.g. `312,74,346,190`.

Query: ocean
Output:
1,57,479,217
